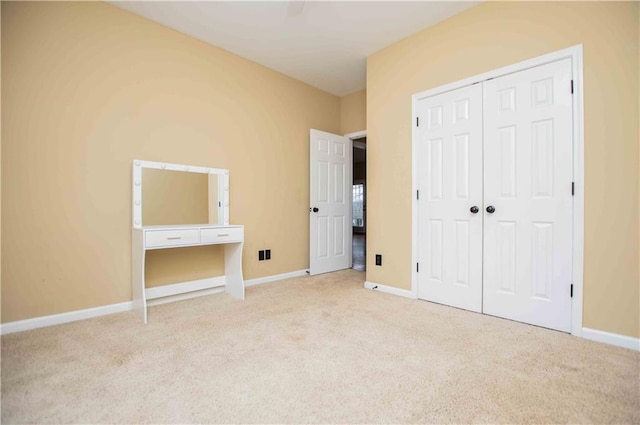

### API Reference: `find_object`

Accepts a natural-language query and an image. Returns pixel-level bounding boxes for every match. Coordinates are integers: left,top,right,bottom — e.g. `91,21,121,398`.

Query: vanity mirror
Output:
132,159,229,229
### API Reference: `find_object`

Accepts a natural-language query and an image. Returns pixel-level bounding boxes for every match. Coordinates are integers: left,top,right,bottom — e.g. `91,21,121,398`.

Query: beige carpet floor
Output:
2,269,639,424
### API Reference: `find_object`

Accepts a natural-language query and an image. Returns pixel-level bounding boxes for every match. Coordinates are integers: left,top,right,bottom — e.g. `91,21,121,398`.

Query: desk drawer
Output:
201,227,244,244
145,229,200,248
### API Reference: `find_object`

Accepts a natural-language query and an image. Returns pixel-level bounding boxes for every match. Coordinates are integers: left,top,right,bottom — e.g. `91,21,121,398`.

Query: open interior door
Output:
309,129,352,275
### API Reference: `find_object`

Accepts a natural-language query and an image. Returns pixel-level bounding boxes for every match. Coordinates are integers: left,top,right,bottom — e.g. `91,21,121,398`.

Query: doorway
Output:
308,129,367,275
352,135,366,271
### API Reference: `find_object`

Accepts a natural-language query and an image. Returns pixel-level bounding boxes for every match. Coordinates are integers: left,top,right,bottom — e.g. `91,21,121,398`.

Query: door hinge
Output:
417,263,419,273
571,182,575,196
416,190,419,200
571,80,574,94
570,284,574,298
416,117,419,127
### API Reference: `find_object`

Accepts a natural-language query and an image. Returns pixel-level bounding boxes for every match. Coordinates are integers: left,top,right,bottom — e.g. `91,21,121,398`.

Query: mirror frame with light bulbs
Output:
132,159,230,229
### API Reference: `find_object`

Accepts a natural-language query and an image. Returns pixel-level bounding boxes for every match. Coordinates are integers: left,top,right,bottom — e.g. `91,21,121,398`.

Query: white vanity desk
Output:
132,224,244,323
132,160,244,324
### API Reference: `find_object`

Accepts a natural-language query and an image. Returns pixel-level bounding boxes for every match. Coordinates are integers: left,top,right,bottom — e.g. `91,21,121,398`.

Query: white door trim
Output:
411,45,584,336
345,130,367,140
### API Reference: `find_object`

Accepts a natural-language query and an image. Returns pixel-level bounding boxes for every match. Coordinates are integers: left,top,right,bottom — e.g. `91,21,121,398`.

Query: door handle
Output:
309,207,319,213
470,206,479,214
486,205,496,214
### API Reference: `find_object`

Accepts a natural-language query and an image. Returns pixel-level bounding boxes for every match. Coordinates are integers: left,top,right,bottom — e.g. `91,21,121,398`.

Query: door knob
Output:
486,205,495,214
310,207,319,213
470,206,479,214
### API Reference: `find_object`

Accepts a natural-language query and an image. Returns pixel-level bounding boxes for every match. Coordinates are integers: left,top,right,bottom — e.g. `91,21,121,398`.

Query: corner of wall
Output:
340,89,367,135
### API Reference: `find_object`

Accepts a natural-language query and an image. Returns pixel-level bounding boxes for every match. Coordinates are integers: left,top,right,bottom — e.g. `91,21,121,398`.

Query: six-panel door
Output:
309,129,352,276
416,84,484,312
417,58,574,332
482,58,573,332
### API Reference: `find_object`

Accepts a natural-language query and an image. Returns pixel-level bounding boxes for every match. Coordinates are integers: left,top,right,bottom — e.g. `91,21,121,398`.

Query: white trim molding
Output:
582,328,640,351
411,45,585,336
364,281,418,299
145,277,226,300
146,287,226,307
344,130,366,140
145,276,227,307
245,270,308,287
0,301,133,335
1,270,309,335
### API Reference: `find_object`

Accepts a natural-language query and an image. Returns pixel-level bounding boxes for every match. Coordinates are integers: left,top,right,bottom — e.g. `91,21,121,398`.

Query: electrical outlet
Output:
265,249,271,260
259,250,265,261
375,254,382,266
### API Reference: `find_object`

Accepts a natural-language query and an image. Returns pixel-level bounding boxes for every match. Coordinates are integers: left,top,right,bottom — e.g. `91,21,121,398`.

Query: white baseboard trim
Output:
582,327,640,351
0,270,310,335
245,269,308,287
147,286,225,307
0,301,133,335
145,277,226,300
364,281,417,299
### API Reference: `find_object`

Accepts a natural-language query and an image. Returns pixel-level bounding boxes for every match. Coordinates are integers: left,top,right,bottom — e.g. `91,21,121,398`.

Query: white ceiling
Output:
111,1,479,96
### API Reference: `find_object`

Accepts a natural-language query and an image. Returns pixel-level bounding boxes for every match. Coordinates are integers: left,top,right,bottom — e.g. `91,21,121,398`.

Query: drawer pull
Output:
218,234,230,237
166,236,182,240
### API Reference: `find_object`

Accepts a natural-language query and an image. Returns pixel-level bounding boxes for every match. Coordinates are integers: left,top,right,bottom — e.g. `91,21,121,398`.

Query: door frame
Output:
411,45,584,336
346,130,367,257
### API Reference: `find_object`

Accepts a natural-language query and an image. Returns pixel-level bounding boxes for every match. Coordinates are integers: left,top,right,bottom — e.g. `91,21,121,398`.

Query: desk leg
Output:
132,230,148,323
224,242,245,300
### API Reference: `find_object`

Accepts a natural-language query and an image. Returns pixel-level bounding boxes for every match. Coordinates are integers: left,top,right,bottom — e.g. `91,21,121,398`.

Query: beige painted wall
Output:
367,1,639,338
340,89,367,135
145,245,224,288
1,1,341,322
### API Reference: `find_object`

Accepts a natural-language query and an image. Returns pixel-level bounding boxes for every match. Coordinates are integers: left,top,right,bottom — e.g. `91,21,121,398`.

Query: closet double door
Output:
416,59,573,332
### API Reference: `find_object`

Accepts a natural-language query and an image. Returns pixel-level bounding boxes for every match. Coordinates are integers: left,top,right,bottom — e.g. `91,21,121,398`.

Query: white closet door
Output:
482,58,573,332
417,84,484,312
